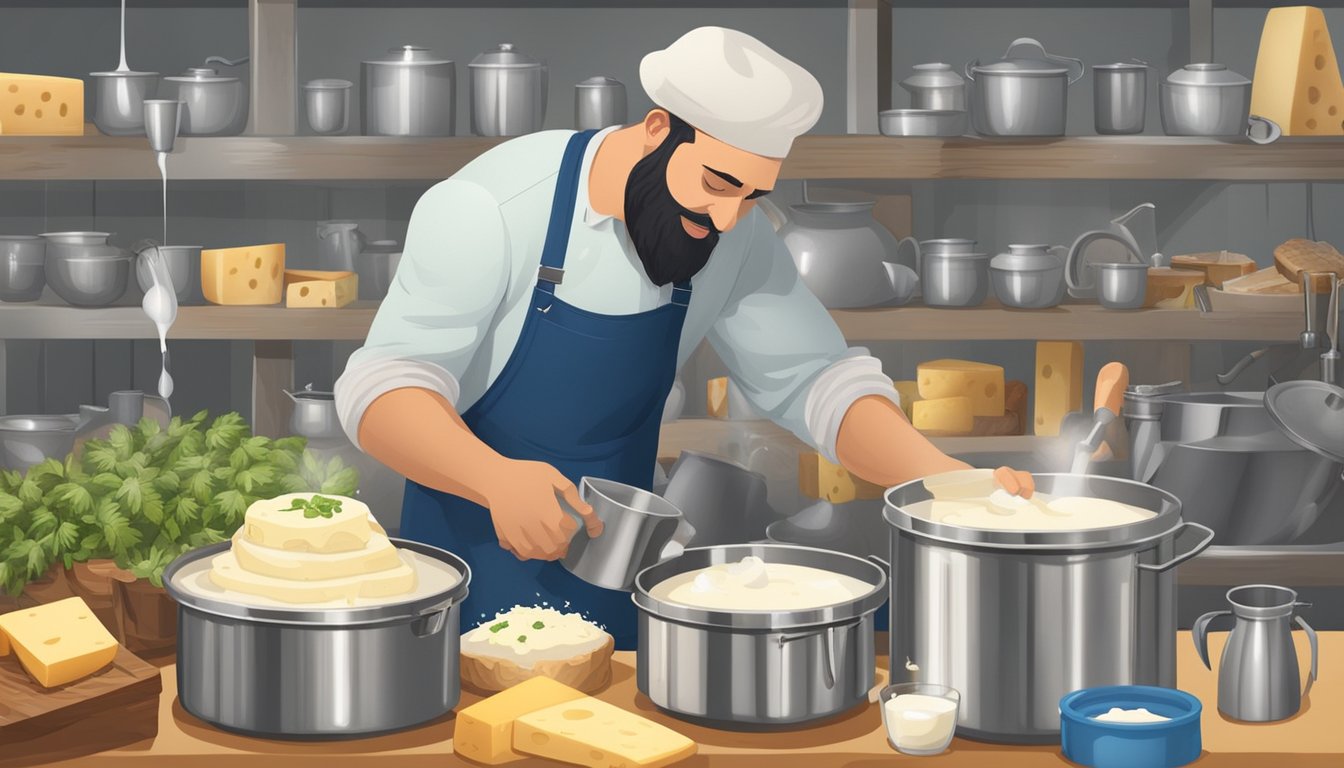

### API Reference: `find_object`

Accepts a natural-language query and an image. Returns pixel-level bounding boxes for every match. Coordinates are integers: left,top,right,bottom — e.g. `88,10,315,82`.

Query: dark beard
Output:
623,137,720,287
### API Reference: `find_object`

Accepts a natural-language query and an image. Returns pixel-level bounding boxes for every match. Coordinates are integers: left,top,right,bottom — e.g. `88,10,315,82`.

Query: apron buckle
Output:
538,265,565,284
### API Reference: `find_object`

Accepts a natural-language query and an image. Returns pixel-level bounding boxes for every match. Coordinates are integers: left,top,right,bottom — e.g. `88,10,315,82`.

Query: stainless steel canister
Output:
1094,61,1148,135
884,474,1213,743
575,76,626,130
919,243,990,307
470,43,548,136
634,544,887,728
362,45,456,137
163,540,471,739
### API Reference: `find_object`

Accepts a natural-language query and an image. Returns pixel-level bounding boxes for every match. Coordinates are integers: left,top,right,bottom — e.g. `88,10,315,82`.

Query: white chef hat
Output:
640,26,823,159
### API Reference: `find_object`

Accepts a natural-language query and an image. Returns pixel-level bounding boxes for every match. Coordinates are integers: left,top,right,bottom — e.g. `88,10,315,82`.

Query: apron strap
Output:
670,280,693,307
536,130,598,300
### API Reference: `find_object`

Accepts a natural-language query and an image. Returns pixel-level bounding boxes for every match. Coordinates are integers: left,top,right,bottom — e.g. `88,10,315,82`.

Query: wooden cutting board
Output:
0,644,161,748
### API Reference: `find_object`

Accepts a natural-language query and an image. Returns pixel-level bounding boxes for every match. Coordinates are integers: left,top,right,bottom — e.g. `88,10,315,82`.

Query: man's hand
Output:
993,466,1036,499
484,459,604,561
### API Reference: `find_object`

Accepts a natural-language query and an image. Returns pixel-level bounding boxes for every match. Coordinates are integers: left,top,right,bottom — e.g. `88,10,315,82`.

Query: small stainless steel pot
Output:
286,385,343,440
362,46,456,137
0,235,46,302
900,63,966,111
135,244,202,304
470,43,548,136
305,79,353,135
1094,61,1148,135
89,70,160,136
990,244,1066,309
1096,261,1149,309
575,76,626,130
634,544,887,728
878,109,967,137
966,37,1084,137
1160,63,1280,143
885,474,1213,743
163,540,471,739
46,254,131,307
920,244,990,307
164,57,249,136
562,477,695,591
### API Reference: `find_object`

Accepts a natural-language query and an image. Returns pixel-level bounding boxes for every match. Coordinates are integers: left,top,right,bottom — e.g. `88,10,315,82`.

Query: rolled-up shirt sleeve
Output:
706,214,902,463
335,179,510,449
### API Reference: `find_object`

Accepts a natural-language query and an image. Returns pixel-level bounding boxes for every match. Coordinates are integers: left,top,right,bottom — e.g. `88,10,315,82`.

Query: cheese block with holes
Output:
201,243,285,305
284,269,358,308
0,73,83,135
917,359,1005,417
1251,6,1344,135
455,677,590,765
513,696,697,768
1035,342,1084,437
798,451,884,502
0,597,118,687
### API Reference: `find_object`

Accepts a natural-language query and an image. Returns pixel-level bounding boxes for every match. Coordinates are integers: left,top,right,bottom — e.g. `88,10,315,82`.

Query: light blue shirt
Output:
335,128,899,462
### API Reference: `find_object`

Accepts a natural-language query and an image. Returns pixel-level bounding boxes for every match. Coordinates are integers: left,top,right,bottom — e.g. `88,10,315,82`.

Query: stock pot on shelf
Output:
884,474,1213,743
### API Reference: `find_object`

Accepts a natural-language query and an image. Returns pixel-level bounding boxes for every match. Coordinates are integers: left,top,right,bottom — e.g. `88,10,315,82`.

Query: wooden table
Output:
17,632,1341,767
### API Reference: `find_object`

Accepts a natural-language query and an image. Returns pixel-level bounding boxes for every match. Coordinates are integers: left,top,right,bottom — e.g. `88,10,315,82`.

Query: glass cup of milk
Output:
880,682,960,756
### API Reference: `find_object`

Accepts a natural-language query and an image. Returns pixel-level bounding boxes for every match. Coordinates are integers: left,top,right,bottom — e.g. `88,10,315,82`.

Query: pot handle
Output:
205,55,250,68
1001,37,1086,85
1247,115,1282,145
410,601,451,638
657,517,698,561
1191,609,1232,670
778,618,862,691
1136,521,1215,573
1295,615,1319,699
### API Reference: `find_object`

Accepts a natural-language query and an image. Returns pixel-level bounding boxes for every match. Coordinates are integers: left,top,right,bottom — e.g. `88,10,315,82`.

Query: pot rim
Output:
883,473,1183,550
89,70,159,78
163,538,472,626
788,201,876,216
632,543,888,630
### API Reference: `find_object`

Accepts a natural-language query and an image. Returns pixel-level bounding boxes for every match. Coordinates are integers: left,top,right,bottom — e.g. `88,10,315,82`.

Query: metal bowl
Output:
1096,262,1149,309
879,109,967,137
41,232,126,260
990,264,1066,309
89,70,160,136
47,254,131,307
0,414,80,471
0,236,46,302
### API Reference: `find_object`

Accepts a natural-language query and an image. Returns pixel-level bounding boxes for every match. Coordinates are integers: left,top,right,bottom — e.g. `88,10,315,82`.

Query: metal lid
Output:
577,75,623,89
1264,380,1344,463
902,62,964,88
1166,63,1250,87
470,42,543,70
883,474,1184,550
973,49,1068,76
89,69,158,78
1095,61,1149,71
789,201,875,216
166,67,238,84
991,244,1063,270
364,45,453,67
304,78,353,90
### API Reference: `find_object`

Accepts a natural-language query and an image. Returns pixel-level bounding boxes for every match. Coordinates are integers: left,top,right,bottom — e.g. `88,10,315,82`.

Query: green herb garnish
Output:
282,494,344,519
489,620,509,633
517,635,527,643
532,620,545,630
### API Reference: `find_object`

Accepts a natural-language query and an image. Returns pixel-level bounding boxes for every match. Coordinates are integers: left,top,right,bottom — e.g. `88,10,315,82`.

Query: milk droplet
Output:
158,367,174,399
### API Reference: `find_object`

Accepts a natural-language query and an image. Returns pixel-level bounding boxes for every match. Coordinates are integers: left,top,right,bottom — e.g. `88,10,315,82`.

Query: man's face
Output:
623,112,783,286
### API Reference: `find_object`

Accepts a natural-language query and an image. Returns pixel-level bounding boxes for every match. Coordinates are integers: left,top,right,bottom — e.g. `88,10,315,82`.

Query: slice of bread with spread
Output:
461,605,614,694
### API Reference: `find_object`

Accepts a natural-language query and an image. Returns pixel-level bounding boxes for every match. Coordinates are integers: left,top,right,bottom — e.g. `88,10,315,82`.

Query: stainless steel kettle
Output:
1193,584,1319,722
285,384,343,441
469,43,548,136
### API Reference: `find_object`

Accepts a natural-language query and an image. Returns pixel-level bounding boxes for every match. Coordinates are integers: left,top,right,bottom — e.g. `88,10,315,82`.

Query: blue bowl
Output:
1060,685,1202,768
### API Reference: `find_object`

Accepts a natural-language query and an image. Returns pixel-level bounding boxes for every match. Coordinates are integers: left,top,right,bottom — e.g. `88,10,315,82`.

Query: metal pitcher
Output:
316,221,366,272
1193,584,1319,722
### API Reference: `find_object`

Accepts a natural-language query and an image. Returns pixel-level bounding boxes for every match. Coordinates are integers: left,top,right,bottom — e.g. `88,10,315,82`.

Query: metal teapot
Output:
1194,584,1319,722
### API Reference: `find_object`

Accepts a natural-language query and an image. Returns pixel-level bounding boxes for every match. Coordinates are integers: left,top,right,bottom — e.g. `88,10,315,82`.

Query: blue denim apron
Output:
399,130,691,650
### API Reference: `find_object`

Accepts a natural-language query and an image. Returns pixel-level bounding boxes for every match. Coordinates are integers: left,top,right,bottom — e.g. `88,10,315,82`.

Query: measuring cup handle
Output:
658,517,697,561
964,60,979,82
1295,615,1319,697
1192,609,1232,670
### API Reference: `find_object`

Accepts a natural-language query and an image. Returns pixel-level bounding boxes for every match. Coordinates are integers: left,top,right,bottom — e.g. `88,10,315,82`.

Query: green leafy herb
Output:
532,621,545,630
282,494,344,519
517,635,527,643
489,620,509,633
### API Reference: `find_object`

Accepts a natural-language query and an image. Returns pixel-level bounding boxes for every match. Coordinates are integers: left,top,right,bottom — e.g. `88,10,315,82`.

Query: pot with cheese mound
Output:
163,493,472,739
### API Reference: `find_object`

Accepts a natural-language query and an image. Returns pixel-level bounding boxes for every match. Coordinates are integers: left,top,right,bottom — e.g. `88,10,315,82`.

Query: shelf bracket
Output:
847,0,893,135
249,0,297,136
252,340,293,439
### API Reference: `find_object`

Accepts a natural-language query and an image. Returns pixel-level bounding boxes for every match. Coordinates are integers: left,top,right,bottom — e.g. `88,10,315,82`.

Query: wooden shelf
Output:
0,301,1301,342
7,133,1344,181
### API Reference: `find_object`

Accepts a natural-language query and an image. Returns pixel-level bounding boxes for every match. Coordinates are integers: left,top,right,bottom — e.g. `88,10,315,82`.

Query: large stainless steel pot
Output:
633,544,887,728
470,43,548,136
163,539,470,738
884,474,1213,743
1159,64,1279,143
362,45,456,137
966,37,1083,137
1124,385,1343,544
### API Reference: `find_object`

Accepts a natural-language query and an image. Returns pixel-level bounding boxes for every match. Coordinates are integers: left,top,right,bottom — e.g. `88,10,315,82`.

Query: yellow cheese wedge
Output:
798,451,884,503
454,677,589,765
231,529,403,581
0,74,84,135
0,597,118,687
201,243,285,305
917,359,1005,417
1034,341,1084,436
208,550,416,603
1252,6,1344,135
912,396,974,434
892,380,921,419
513,696,697,768
284,269,358,308
707,377,728,419
0,626,10,655
241,493,373,554
1169,251,1256,288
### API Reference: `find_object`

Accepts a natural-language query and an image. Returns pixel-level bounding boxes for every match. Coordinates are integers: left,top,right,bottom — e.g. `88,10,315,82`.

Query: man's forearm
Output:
833,395,969,486
357,387,506,507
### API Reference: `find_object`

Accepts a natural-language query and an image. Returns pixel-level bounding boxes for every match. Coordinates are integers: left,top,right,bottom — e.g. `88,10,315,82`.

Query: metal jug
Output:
1193,584,1319,722
316,221,366,272
562,476,695,592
